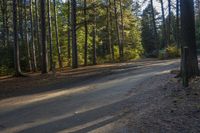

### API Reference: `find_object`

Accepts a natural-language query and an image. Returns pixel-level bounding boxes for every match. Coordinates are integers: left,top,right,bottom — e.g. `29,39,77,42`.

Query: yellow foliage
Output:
159,45,181,59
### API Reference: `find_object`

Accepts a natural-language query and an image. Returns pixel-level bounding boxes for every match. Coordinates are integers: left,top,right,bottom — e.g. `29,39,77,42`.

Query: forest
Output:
0,0,199,76
0,0,200,132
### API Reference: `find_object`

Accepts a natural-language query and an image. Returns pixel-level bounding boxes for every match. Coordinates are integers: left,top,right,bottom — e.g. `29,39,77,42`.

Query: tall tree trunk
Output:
24,0,32,71
150,0,159,53
113,0,122,61
176,0,180,48
30,0,37,72
47,0,53,71
18,0,24,51
67,0,71,66
109,0,114,61
106,0,113,61
5,3,9,47
160,0,167,48
53,0,62,68
1,0,6,47
119,0,124,60
92,27,97,65
92,15,97,65
180,0,199,77
71,0,78,68
13,0,22,76
40,0,48,73
168,0,171,45
84,0,88,66
35,0,41,69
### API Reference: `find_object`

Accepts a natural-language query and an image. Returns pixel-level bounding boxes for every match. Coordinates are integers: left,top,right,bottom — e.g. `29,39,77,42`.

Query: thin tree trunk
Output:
1,0,6,47
24,0,32,71
160,0,167,48
5,5,9,47
13,0,22,76
92,27,97,65
150,0,159,53
71,0,78,68
67,0,71,66
168,0,171,45
47,0,53,71
109,0,114,61
106,0,113,61
35,0,41,68
176,0,180,48
30,0,37,72
40,0,48,73
53,0,62,68
84,0,88,66
113,0,122,61
119,0,124,60
92,15,97,65
18,0,24,50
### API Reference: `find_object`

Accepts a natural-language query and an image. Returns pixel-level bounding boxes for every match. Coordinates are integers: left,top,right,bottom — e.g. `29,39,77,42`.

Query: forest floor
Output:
0,58,200,133
114,72,200,133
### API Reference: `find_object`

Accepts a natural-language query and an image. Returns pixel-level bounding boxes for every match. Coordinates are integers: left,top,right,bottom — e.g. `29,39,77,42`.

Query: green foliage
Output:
158,45,181,59
0,45,14,76
0,0,144,75
141,4,158,57
124,47,141,60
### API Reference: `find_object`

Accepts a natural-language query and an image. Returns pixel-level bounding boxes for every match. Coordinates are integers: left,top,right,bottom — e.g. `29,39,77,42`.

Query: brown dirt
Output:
0,58,173,100
0,62,140,100
123,76,200,133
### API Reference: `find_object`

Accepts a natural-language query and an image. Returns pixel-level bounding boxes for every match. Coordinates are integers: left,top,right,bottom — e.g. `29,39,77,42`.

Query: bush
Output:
0,65,14,76
159,45,181,59
124,48,141,60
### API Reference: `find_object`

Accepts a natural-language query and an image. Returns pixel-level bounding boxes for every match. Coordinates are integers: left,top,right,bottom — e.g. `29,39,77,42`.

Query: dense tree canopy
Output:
0,0,199,77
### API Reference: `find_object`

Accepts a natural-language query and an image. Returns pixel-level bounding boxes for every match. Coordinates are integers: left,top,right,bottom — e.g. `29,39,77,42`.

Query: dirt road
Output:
0,59,179,133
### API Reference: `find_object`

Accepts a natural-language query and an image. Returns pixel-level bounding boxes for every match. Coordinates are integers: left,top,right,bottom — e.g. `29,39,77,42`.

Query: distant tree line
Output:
0,0,143,76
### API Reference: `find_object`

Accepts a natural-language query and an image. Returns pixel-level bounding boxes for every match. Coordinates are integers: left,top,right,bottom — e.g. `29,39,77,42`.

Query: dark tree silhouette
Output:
71,0,78,68
13,0,22,76
40,0,48,73
180,0,199,77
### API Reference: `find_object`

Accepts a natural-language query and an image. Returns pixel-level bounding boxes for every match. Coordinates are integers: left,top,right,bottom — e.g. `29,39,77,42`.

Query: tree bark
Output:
53,0,62,68
92,14,97,65
106,0,113,61
119,0,124,60
1,0,6,47
35,0,41,68
113,0,122,61
168,0,171,45
176,0,180,48
30,0,37,72
160,0,167,48
24,0,32,71
109,0,114,61
180,0,199,77
47,0,53,71
150,0,159,53
71,0,78,68
84,0,88,66
18,0,24,53
67,0,71,66
13,0,22,76
40,0,48,73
